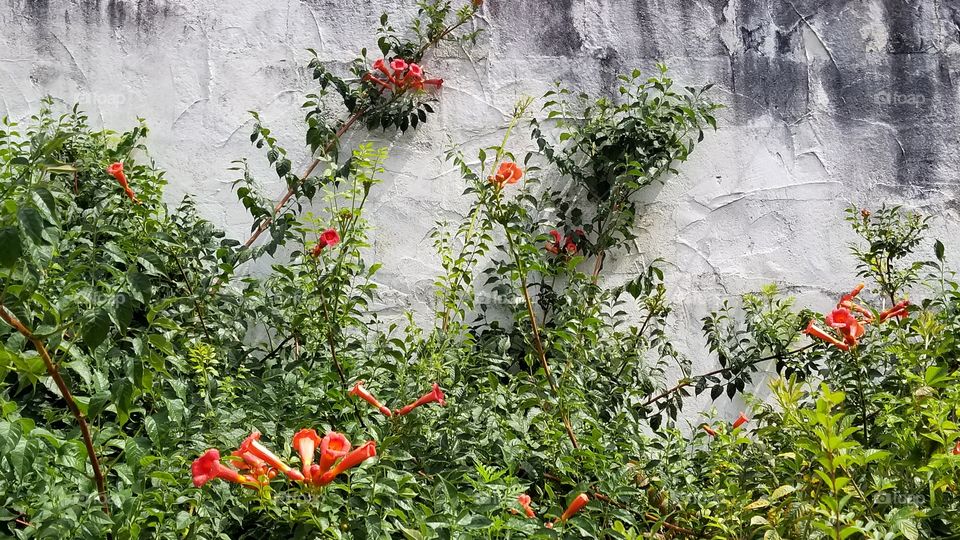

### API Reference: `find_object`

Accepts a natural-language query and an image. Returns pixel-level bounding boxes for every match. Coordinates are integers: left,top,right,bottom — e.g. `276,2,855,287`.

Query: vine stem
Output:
0,304,110,515
240,7,478,252
642,343,816,409
503,225,580,450
240,108,366,250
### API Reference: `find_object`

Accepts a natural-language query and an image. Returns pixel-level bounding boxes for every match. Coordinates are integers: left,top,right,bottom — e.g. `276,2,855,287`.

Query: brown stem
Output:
504,227,579,449
0,304,109,515
642,344,815,409
261,334,295,364
590,250,605,282
241,109,366,250
320,300,347,384
172,258,213,344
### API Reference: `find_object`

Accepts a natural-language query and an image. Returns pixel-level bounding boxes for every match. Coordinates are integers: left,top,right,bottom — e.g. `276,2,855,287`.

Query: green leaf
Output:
770,485,796,500
17,205,45,244
88,391,111,419
898,519,919,540
111,292,135,333
935,239,945,261
127,272,152,303
456,515,492,529
82,308,111,349
0,227,22,267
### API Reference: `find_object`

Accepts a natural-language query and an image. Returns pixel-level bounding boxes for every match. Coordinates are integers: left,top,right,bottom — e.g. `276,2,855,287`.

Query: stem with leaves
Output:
0,304,110,515
642,344,815,410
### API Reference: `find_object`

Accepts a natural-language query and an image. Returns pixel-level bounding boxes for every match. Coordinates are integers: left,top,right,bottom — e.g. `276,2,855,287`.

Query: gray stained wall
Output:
2,0,959,414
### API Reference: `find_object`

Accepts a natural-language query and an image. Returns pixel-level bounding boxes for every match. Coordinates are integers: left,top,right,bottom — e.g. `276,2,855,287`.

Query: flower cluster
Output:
545,229,583,256
489,161,523,188
512,492,589,528
192,430,376,489
349,380,446,417
107,162,138,203
310,228,341,257
365,58,443,93
804,284,909,351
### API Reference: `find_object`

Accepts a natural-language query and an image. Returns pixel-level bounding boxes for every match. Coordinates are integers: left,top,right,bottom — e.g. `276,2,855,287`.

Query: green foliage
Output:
1,6,957,540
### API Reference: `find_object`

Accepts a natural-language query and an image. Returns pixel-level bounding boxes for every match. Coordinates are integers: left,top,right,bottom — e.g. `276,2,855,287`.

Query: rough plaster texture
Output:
3,0,960,418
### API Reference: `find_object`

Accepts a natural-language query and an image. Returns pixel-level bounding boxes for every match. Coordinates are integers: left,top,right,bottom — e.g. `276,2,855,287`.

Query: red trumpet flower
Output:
107,162,139,203
517,494,536,518
315,440,377,485
804,320,850,351
238,432,304,481
839,283,865,306
732,412,749,429
372,58,395,82
364,72,393,92
879,300,910,322
292,429,322,481
396,382,446,416
826,307,865,346
423,78,444,88
556,493,589,524
840,300,875,322
406,63,424,82
192,449,257,488
545,230,562,254
317,431,351,478
489,161,523,188
311,228,341,257
229,448,266,474
953,440,960,455
390,58,408,72
702,425,717,437
349,380,392,417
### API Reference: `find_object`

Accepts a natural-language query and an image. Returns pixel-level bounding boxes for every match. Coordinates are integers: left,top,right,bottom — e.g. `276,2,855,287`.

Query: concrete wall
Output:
3,0,959,415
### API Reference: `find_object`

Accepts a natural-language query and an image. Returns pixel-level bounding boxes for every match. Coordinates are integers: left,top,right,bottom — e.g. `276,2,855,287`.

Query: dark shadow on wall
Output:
483,0,960,194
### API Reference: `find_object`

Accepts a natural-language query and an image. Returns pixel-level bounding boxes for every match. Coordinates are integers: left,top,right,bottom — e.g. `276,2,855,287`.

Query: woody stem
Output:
241,108,366,250
503,226,580,450
0,304,109,515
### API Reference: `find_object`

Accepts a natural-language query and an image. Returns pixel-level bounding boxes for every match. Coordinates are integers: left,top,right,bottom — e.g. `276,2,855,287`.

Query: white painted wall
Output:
3,0,959,417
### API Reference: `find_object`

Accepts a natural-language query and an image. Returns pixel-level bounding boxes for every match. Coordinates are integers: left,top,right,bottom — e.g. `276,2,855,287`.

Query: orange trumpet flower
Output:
292,429,322,481
395,383,446,416
192,449,258,488
238,431,304,481
315,440,377,486
349,380,392,417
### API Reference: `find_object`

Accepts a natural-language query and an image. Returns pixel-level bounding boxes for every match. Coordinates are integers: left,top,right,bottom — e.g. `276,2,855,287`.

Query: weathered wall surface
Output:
2,0,959,416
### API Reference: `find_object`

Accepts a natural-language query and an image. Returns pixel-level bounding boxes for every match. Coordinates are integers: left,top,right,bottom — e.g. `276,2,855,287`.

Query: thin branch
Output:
241,108,366,250
0,304,110,515
504,226,580,450
261,334,295,364
642,343,816,409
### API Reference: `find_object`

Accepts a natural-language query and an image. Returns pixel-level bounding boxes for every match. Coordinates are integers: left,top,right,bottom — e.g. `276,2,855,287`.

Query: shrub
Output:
1,2,958,539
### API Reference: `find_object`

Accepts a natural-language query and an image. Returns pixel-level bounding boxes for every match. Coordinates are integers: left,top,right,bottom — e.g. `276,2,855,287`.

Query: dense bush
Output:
1,2,958,539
